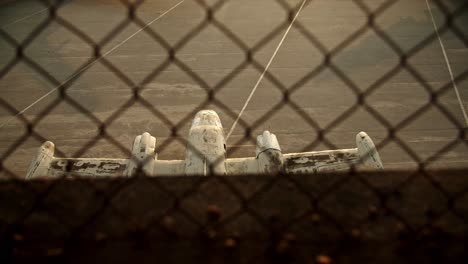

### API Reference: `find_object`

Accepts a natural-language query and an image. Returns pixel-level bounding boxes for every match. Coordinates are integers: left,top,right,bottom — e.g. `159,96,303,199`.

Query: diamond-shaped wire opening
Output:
179,176,243,223
29,178,107,230
211,0,289,48
54,0,129,43
21,20,96,82
386,173,449,229
97,20,170,84
172,17,246,88
332,30,401,91
365,71,432,126
0,2,51,44
107,176,176,226
0,181,39,222
285,210,347,241
317,176,380,228
1,135,46,178
248,176,312,224
395,104,463,164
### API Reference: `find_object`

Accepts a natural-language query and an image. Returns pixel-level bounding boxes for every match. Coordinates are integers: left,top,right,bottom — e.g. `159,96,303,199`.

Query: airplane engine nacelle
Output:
356,132,384,170
256,131,283,174
26,141,55,179
125,132,157,176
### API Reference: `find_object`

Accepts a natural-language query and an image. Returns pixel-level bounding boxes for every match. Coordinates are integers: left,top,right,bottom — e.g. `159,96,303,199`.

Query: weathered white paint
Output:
125,132,157,176
283,149,359,174
25,110,384,178
49,158,128,178
26,141,55,179
356,132,384,170
256,131,283,174
185,110,226,176
225,157,258,175
153,160,185,176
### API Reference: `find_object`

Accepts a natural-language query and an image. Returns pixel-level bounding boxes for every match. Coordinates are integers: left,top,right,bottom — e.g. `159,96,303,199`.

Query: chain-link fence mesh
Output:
1,0,468,262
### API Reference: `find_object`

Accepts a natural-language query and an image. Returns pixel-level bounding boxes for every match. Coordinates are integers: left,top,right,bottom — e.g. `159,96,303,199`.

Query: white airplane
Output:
26,110,383,179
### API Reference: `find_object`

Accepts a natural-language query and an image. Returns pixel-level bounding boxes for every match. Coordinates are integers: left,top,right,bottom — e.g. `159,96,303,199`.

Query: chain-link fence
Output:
1,0,468,262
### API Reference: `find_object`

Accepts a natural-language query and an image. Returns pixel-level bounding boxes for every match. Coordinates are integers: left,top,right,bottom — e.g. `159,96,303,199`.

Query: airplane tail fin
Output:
356,132,383,170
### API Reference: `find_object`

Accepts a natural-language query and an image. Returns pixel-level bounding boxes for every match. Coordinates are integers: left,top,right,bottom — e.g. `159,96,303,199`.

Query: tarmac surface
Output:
0,0,467,177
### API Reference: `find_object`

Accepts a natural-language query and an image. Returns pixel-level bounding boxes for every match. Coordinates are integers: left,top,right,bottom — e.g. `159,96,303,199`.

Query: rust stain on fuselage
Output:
285,151,358,173
50,159,127,174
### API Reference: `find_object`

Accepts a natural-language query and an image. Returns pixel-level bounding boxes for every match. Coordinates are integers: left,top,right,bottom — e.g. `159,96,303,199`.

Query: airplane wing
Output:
282,131,383,173
226,131,383,175
26,133,185,179
225,157,259,175
225,149,358,175
283,148,358,174
27,156,129,179
26,131,382,178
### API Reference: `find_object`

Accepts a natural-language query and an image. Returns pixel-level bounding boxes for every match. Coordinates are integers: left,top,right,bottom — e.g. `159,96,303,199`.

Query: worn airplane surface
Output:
26,110,383,178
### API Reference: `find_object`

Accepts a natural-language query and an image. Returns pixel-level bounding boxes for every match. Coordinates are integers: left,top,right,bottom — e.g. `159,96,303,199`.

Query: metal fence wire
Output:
1,0,468,262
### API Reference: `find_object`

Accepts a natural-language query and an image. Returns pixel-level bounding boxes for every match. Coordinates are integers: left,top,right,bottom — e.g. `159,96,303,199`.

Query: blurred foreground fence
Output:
1,170,468,263
1,0,468,262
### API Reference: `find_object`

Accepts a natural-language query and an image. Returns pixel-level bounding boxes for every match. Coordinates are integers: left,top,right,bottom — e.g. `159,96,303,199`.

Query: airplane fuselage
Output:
185,110,227,175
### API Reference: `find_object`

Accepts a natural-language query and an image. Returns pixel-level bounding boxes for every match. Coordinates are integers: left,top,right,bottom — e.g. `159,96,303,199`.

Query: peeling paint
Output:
50,159,127,177
26,111,382,178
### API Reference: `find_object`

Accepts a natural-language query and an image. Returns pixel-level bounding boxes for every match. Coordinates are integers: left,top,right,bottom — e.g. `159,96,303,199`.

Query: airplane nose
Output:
192,110,222,127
